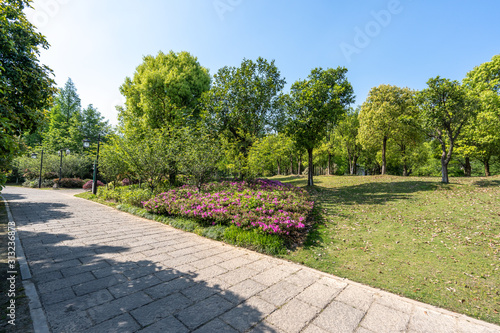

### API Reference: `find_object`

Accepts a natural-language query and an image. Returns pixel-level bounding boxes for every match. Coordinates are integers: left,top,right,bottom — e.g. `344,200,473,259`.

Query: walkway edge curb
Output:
1,194,51,333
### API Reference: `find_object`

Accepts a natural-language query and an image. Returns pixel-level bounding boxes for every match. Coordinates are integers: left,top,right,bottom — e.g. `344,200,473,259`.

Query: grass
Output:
274,174,500,325
75,192,286,255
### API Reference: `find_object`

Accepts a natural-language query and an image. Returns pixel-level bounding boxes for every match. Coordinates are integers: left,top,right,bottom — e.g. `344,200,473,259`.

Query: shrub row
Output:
143,179,314,236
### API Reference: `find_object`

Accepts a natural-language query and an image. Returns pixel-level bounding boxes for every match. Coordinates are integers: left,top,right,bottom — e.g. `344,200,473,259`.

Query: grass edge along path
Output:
276,175,500,326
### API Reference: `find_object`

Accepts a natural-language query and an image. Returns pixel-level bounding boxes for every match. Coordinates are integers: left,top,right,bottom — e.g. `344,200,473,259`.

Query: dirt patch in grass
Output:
276,175,500,325
0,199,34,332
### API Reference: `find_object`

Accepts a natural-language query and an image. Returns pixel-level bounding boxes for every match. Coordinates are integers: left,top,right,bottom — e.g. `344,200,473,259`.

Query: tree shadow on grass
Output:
315,180,441,207
472,179,500,188
3,193,277,333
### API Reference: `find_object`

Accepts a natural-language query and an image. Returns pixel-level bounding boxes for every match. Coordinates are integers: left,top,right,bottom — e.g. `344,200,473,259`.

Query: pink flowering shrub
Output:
143,179,314,236
83,180,105,190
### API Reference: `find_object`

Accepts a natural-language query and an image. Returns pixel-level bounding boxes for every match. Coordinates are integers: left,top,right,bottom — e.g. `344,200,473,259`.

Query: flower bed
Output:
143,179,314,236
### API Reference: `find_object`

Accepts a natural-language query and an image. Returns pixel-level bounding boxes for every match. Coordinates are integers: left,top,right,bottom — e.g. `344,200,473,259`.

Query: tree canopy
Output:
118,50,211,134
284,67,354,186
0,0,55,186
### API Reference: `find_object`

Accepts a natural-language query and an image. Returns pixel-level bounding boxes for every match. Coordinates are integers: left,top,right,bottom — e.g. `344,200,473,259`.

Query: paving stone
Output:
33,270,63,283
122,265,158,279
39,286,77,305
221,296,275,332
46,306,94,332
258,280,302,307
193,318,238,333
317,276,348,289
221,279,267,304
190,256,226,270
218,256,254,270
154,269,186,282
355,327,376,333
457,320,500,333
87,291,153,324
193,265,228,281
245,258,278,272
335,285,377,311
297,281,343,308
138,315,189,333
92,262,139,278
285,269,320,289
218,266,259,285
73,273,127,296
144,277,195,299
252,268,291,286
267,298,320,333
108,274,162,298
60,260,110,277
130,292,192,327
45,289,113,314
359,303,410,333
176,294,235,330
407,306,457,333
302,324,330,333
374,294,414,314
83,313,140,333
312,301,364,333
180,282,220,302
249,320,285,333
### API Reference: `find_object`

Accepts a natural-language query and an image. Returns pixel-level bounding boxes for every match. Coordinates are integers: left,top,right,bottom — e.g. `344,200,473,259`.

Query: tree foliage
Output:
119,50,211,134
283,67,354,185
201,57,286,177
358,85,415,175
414,77,478,183
0,0,55,186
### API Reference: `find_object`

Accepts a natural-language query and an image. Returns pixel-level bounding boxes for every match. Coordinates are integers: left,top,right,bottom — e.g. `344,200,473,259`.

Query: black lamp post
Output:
31,149,44,188
58,148,70,188
83,135,101,195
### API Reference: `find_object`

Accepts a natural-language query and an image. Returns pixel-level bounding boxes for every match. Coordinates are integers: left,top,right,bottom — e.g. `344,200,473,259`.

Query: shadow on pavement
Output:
3,193,276,332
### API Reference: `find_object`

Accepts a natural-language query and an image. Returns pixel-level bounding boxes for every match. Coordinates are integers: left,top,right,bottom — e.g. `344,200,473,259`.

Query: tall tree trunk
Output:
403,162,408,177
327,153,331,175
307,148,314,186
484,159,491,176
277,157,281,175
464,157,471,177
298,154,302,175
441,154,449,183
381,136,387,175
353,156,358,175
290,154,293,175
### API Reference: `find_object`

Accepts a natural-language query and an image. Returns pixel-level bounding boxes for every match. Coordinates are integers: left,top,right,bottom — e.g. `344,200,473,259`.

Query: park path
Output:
2,186,500,333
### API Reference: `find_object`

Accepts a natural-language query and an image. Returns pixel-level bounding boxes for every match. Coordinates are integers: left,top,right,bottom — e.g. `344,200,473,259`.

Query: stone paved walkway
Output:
3,186,500,333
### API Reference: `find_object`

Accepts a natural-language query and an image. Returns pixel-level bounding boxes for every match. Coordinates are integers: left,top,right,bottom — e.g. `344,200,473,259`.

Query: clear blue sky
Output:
26,0,500,126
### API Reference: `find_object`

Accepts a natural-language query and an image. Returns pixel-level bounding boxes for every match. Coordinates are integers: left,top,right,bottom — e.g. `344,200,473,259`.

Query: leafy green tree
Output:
119,50,211,134
0,0,55,186
283,67,354,186
118,128,182,192
459,55,500,176
201,57,286,177
248,133,294,177
99,135,130,184
333,107,363,175
415,77,478,183
358,85,415,175
179,128,221,191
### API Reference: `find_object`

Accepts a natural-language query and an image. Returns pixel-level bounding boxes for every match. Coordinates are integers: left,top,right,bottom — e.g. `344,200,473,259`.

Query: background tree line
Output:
2,0,498,188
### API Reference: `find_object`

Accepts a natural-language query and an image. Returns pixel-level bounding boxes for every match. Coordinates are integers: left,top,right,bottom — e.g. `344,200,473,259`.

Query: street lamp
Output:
58,148,70,188
83,135,101,195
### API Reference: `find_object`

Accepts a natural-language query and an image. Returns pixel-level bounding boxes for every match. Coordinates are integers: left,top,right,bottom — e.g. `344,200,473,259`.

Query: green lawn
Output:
276,175,500,325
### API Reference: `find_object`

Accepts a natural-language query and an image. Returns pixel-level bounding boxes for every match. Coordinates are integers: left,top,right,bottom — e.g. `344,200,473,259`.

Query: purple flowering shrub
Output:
83,180,105,190
143,179,313,236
